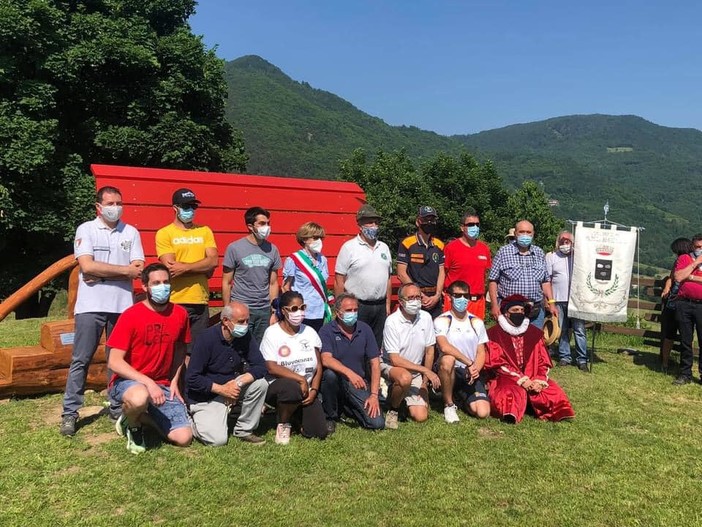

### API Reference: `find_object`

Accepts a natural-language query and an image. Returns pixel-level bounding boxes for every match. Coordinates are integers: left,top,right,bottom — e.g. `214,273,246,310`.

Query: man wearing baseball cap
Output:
155,188,218,350
397,206,445,319
334,204,392,348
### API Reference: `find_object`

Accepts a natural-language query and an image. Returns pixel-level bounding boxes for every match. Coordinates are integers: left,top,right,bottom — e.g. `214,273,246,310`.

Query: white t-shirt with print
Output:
434,310,488,366
260,323,322,384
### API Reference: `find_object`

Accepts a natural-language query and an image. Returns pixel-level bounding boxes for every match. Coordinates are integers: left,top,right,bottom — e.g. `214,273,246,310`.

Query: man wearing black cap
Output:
155,188,218,347
397,206,445,319
335,204,392,348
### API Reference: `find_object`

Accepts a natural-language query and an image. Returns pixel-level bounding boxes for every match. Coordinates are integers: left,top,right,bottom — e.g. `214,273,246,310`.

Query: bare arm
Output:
222,268,234,304
436,335,473,368
386,277,392,314
334,273,346,297
396,262,412,284
269,270,279,302
282,276,293,293
542,281,558,315
77,255,142,280
108,347,163,404
161,247,218,279
674,255,702,283
489,281,500,319
265,361,308,395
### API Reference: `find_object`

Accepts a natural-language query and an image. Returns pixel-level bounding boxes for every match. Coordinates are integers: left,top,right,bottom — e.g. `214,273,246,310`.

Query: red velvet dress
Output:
485,324,575,423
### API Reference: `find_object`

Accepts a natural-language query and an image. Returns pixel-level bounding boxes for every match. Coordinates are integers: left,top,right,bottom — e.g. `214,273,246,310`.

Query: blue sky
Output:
190,1,702,135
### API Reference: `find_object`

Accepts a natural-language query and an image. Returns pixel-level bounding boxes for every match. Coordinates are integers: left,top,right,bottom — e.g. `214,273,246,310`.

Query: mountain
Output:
223,55,702,269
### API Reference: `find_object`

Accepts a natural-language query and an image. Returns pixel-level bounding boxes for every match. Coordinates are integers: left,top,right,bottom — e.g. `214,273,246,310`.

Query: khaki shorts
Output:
381,360,427,408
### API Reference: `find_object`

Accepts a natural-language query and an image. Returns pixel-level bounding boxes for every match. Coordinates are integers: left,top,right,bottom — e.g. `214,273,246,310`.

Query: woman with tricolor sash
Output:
282,222,333,332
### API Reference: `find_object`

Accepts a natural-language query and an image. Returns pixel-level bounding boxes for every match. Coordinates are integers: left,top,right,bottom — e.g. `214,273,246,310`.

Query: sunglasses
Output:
284,304,307,312
179,204,198,211
463,222,480,227
450,293,470,299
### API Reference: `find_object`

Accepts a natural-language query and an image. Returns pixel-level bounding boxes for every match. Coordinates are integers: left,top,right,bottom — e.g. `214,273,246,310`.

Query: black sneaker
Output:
578,363,590,372
60,415,77,437
326,420,337,435
558,359,571,367
673,375,691,386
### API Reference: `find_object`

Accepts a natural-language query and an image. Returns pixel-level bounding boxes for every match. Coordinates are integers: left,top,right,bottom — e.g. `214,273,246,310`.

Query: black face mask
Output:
508,313,526,326
421,223,437,236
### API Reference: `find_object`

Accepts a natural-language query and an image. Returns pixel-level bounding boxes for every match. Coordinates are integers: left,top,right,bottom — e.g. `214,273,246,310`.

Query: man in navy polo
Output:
185,301,269,446
319,292,384,433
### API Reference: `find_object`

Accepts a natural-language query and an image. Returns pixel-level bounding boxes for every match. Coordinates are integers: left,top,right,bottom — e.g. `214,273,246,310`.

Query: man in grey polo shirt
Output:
60,186,144,437
334,204,392,348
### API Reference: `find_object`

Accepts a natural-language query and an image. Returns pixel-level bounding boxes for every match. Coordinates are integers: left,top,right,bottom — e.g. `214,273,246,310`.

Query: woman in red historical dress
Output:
484,295,575,423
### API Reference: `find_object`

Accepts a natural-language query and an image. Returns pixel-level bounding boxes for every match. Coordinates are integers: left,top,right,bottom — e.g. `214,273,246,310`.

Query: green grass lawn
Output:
1,317,701,526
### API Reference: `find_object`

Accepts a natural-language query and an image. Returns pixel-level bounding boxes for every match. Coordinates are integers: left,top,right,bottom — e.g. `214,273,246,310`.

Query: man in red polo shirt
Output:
672,234,702,385
443,209,492,318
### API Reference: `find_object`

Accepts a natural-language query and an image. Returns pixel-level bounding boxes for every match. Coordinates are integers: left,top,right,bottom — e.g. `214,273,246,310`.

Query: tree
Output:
0,0,248,306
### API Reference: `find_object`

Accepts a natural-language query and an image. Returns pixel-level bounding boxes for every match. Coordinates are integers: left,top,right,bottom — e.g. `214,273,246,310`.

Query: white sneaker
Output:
275,423,292,445
444,404,460,424
385,410,399,430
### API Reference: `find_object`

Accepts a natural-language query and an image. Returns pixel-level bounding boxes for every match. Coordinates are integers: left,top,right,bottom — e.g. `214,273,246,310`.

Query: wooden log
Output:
0,363,107,397
66,266,80,320
0,254,77,323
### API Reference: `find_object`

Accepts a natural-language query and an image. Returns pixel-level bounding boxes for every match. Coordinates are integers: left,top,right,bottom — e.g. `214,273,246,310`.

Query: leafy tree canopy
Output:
0,0,247,300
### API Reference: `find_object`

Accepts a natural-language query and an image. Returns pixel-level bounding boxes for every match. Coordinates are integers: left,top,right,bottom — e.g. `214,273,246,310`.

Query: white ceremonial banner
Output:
568,221,637,322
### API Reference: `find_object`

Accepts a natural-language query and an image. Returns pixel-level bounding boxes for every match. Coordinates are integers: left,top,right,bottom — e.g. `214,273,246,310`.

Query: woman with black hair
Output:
660,237,692,373
260,291,329,444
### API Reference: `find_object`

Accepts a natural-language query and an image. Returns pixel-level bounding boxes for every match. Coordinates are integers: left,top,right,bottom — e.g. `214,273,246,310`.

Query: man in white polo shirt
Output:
60,186,144,437
381,283,440,429
334,204,392,348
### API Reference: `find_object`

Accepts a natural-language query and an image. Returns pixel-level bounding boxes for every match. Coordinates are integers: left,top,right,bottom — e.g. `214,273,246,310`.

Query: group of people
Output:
59,186,576,454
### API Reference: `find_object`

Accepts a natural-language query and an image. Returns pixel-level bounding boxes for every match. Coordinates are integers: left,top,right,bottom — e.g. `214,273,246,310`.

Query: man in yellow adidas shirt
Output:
156,188,218,351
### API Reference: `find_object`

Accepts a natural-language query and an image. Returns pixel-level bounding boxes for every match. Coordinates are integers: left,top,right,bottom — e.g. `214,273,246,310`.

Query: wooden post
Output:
66,266,80,319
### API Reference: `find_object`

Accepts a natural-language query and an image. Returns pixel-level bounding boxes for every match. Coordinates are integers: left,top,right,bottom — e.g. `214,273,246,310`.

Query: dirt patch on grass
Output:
85,431,115,447
477,427,504,439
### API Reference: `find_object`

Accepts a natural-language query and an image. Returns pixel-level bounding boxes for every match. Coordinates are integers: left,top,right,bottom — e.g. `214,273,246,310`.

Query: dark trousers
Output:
676,299,702,378
305,318,324,332
320,369,384,430
358,300,386,349
266,378,328,439
182,304,210,353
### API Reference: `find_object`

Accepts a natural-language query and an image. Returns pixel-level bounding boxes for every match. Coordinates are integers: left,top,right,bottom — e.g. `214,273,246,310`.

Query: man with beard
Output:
484,294,575,424
108,263,193,453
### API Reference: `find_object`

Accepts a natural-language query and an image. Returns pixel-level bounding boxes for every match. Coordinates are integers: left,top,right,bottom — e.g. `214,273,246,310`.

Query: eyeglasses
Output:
420,220,438,226
179,204,198,211
284,304,307,312
401,295,422,302
450,293,470,299
463,222,480,227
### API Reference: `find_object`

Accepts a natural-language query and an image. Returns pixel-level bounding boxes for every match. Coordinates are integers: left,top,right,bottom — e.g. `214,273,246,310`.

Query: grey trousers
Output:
190,378,268,446
62,312,120,418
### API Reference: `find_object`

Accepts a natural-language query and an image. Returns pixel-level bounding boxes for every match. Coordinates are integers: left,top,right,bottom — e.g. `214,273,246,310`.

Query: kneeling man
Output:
108,263,192,453
382,283,440,429
186,301,269,446
319,293,384,432
484,294,575,423
435,281,490,423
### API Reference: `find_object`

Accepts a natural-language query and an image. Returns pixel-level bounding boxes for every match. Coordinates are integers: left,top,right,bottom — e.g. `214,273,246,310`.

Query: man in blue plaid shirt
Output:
488,220,557,329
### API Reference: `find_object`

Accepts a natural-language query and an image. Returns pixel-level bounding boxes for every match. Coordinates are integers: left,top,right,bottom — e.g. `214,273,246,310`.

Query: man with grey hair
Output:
185,301,268,445
319,292,384,433
488,220,557,329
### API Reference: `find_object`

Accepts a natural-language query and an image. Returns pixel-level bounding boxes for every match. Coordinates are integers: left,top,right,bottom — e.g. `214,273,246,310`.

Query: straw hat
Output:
543,313,561,346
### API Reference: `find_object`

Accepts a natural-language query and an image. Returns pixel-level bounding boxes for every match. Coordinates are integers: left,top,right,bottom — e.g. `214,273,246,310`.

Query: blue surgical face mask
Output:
695,249,702,258
517,235,533,248
232,323,249,338
177,207,195,223
466,226,480,239
340,311,358,326
361,226,379,240
149,283,171,304
451,296,469,313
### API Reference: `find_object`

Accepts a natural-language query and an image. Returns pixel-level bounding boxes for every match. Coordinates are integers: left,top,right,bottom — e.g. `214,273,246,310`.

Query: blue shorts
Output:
110,378,191,434
454,368,489,406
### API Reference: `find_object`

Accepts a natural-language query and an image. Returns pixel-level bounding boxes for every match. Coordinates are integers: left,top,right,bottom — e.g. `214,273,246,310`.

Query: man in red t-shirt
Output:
443,209,492,318
672,234,702,385
107,263,192,453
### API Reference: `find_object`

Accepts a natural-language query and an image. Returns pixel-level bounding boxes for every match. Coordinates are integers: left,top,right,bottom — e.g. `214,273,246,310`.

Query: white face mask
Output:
308,239,323,254
559,244,572,255
255,225,271,240
402,299,422,316
100,204,123,223
286,310,305,326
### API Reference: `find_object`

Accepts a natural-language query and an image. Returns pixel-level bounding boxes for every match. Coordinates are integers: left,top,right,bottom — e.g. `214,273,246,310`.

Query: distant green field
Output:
1,316,701,526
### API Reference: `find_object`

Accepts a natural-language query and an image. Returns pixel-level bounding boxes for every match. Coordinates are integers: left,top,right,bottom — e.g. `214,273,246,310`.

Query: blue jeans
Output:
62,312,121,418
556,302,588,365
110,379,190,433
248,307,271,345
530,304,546,329
320,369,384,430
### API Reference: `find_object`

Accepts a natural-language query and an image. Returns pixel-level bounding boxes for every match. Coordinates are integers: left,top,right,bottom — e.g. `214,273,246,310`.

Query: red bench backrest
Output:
91,164,367,305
